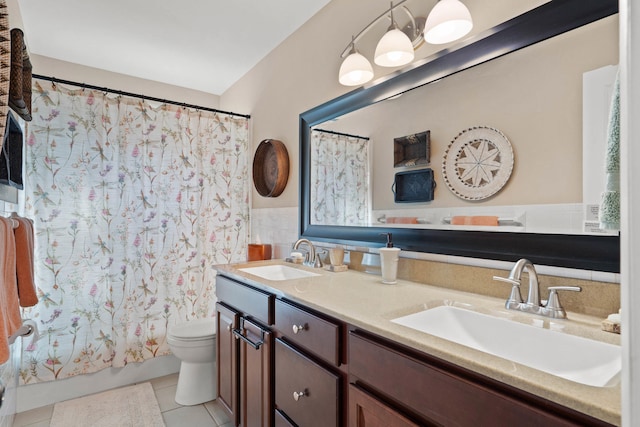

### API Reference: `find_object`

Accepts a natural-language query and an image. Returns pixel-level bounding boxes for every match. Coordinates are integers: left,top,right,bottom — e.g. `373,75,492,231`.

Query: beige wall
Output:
220,0,551,210
322,16,619,210
29,55,221,109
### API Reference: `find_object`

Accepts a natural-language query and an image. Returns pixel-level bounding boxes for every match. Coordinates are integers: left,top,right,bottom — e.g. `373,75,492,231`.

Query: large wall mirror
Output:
299,0,620,272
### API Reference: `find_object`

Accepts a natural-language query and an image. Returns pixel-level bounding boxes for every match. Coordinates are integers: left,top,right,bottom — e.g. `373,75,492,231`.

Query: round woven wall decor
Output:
442,126,514,201
253,139,289,197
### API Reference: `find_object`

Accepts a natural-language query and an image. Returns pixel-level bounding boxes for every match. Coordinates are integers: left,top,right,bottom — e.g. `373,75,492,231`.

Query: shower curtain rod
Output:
314,128,369,140
32,74,251,119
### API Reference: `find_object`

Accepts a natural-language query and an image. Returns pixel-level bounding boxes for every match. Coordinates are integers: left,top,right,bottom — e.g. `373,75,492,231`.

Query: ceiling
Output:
17,0,332,95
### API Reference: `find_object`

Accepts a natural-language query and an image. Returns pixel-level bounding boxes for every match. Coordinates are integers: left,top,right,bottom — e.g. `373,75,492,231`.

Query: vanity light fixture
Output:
374,3,415,67
424,0,473,44
338,0,473,86
339,37,375,86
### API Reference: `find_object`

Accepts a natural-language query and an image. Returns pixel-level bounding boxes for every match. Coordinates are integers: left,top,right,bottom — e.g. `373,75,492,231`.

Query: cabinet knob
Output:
293,390,308,401
292,324,307,334
226,324,232,332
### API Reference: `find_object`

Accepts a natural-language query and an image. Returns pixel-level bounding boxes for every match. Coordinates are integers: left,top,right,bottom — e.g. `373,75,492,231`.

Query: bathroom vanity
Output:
214,261,620,427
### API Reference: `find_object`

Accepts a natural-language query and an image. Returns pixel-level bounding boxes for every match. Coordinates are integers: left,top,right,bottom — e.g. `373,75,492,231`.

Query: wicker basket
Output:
252,139,289,197
0,0,10,147
8,28,31,121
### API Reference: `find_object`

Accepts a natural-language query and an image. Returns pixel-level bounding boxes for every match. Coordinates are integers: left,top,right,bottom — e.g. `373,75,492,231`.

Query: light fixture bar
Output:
339,0,414,58
338,0,472,86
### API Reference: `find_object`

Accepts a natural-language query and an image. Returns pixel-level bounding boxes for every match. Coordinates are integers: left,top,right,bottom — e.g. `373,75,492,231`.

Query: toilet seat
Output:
168,318,216,341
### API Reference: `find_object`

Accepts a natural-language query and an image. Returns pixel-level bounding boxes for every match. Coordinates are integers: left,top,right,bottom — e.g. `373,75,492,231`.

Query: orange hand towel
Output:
14,216,38,307
386,217,419,224
0,217,22,363
450,216,499,226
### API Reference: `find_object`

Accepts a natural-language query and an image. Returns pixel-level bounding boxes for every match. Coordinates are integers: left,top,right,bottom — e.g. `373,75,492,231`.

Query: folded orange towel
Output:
14,216,38,307
0,217,22,363
386,217,419,224
450,216,499,226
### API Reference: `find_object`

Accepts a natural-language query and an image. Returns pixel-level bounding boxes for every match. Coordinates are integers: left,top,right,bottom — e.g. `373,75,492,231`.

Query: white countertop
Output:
214,260,621,426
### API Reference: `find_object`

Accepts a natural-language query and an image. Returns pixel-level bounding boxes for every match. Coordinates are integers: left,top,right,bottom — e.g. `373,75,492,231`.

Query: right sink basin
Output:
391,305,620,387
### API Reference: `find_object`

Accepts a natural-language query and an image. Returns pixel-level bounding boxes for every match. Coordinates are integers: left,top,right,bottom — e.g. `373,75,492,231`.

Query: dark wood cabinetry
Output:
275,409,296,427
275,299,341,366
215,272,614,427
239,317,273,427
216,303,239,425
273,298,344,427
217,277,344,427
216,276,274,427
348,330,614,427
275,339,341,427
348,384,419,427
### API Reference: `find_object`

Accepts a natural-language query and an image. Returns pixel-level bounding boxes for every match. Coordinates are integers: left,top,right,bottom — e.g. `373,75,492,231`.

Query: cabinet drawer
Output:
216,275,274,325
348,384,419,427
349,330,611,427
275,410,296,427
275,339,340,427
275,299,341,366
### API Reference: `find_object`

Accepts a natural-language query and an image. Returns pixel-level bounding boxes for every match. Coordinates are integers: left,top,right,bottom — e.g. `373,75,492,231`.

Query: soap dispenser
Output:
379,233,401,284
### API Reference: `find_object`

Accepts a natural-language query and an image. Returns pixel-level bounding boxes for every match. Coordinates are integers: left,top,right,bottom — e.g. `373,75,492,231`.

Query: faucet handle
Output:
313,251,325,268
542,286,581,318
492,275,523,309
492,275,519,285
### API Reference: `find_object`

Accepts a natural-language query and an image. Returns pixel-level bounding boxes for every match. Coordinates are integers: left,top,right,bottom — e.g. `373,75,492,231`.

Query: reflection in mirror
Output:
312,14,618,235
310,129,371,226
300,0,620,272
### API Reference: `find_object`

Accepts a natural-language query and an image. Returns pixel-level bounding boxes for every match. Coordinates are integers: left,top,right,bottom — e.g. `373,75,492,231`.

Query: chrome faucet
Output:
292,238,322,268
494,259,540,311
493,259,581,318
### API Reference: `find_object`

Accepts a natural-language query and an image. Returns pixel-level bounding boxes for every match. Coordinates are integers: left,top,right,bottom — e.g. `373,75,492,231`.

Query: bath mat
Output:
50,382,165,427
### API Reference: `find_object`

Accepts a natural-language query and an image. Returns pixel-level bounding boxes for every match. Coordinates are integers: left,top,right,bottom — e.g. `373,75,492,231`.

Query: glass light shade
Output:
339,51,374,86
424,0,473,45
374,28,415,67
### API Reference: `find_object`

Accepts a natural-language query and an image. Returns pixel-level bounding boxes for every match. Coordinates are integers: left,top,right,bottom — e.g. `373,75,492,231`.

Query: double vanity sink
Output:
239,264,320,281
391,304,620,388
219,260,621,425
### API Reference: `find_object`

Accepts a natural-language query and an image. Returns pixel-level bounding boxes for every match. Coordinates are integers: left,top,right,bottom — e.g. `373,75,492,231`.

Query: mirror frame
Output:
299,0,620,273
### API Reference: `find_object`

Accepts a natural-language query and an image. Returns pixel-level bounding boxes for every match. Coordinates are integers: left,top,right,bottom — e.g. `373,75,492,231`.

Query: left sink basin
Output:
238,264,321,281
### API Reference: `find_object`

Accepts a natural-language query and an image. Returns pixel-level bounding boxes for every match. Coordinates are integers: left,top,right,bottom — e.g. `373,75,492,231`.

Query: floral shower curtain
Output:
20,81,250,383
310,130,370,226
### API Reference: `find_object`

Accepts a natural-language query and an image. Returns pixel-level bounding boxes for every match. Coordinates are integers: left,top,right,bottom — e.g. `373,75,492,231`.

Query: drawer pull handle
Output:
293,389,308,401
292,324,307,334
233,328,264,349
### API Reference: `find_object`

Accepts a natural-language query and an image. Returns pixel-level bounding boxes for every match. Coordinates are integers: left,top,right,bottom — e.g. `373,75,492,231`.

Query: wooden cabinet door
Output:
217,303,239,426
275,338,340,427
239,317,273,427
349,384,419,427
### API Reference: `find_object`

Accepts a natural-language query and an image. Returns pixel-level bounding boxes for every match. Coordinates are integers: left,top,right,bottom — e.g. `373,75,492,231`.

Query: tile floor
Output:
12,373,230,427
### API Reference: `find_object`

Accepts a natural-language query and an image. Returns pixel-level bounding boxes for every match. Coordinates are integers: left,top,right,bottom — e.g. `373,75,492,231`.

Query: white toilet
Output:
167,317,217,405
